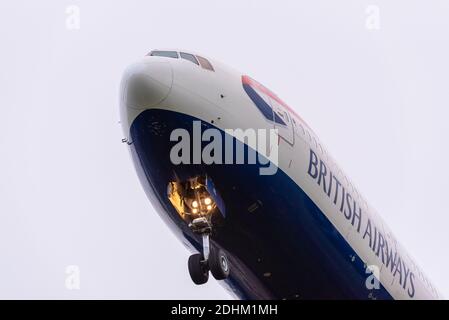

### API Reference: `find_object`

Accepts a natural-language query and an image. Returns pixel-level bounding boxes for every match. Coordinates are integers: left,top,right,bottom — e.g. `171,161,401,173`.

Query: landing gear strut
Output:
187,217,230,285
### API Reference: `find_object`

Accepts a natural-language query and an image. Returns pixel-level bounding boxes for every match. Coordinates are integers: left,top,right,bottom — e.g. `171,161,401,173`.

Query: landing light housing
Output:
167,176,225,224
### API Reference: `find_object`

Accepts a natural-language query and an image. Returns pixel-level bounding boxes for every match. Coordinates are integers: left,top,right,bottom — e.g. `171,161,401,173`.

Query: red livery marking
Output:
242,75,314,134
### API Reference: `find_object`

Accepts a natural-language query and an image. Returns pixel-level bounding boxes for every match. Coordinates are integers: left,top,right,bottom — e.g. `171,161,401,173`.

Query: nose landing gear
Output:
187,217,230,285
167,176,229,285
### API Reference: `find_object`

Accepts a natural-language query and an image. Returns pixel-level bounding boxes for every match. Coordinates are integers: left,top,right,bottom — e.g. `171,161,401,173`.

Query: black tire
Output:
188,253,209,285
209,248,230,280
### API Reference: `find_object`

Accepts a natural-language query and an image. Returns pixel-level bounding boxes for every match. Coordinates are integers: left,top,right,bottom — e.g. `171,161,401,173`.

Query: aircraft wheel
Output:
188,253,209,285
209,248,230,280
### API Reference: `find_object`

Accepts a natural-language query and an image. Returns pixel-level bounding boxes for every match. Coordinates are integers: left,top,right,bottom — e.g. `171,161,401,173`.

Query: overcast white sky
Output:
0,0,448,299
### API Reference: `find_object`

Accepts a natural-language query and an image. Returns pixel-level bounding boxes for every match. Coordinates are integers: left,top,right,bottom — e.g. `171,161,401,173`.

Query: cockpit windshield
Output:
149,50,179,58
196,56,214,71
148,50,215,72
180,52,199,65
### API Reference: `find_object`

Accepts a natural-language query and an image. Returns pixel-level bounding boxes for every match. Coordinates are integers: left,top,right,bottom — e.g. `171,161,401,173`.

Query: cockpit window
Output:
180,52,199,65
196,55,215,71
149,51,179,59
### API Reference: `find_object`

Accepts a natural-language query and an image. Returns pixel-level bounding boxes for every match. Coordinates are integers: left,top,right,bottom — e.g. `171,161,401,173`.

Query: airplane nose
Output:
124,61,173,109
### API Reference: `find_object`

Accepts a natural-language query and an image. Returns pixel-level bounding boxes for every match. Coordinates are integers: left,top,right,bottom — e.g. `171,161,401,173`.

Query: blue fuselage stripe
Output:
129,108,393,300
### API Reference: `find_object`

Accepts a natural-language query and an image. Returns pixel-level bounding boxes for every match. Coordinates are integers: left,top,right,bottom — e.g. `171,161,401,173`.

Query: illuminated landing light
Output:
207,205,212,211
192,208,198,214
204,197,212,205
192,200,198,208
